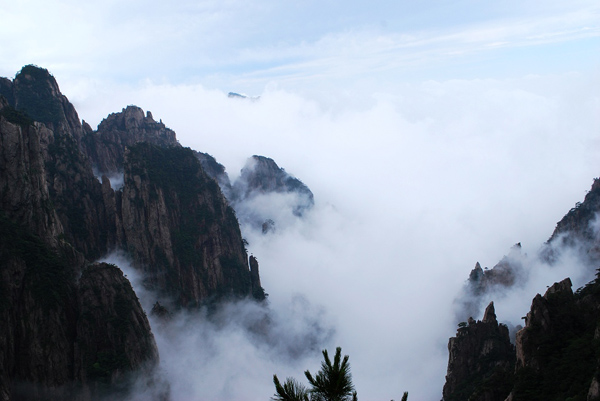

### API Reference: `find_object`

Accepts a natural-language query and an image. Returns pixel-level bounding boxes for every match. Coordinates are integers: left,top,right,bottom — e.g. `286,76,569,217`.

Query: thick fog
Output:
88,70,600,400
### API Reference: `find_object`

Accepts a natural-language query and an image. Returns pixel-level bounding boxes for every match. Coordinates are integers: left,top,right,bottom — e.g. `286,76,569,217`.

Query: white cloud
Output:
2,1,599,398
86,67,600,399
2,1,597,90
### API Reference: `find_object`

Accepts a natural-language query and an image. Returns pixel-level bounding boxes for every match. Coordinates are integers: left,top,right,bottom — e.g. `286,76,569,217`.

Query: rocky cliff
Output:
75,263,159,398
543,177,600,265
508,277,600,400
232,155,314,210
444,178,600,401
455,244,526,322
444,277,600,401
455,178,600,327
443,302,515,401
120,143,265,305
229,155,314,231
83,105,178,176
0,65,267,399
1,65,112,260
0,214,157,400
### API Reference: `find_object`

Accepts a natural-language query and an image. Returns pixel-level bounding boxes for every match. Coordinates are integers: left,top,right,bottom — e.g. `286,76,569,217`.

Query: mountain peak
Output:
482,301,496,324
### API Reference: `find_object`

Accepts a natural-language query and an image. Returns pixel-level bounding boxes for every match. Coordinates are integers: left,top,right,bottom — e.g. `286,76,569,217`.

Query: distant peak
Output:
228,92,260,101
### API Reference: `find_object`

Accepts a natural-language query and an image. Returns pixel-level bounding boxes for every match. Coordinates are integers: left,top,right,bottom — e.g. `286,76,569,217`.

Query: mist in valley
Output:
85,70,600,400
2,1,598,398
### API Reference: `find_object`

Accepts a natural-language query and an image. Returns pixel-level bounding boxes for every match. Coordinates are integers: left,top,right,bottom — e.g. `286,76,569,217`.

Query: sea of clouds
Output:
88,70,600,400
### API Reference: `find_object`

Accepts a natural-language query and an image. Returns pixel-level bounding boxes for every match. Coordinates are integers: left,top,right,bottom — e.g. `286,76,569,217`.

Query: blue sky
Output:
1,2,600,400
1,0,598,91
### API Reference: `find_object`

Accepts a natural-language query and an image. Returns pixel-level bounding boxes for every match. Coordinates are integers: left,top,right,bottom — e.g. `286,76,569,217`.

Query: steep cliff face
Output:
509,278,600,401
443,302,515,401
193,150,232,197
444,275,600,401
455,245,526,322
9,65,82,143
121,143,265,306
230,155,314,231
0,216,158,400
83,106,178,176
1,64,270,399
1,65,265,306
1,65,112,260
543,178,600,265
0,110,63,246
0,213,78,401
75,263,159,397
445,176,600,400
233,155,314,210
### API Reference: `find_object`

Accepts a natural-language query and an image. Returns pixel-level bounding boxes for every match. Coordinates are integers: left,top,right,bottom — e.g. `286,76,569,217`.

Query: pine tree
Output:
304,347,355,401
272,346,408,401
272,375,310,401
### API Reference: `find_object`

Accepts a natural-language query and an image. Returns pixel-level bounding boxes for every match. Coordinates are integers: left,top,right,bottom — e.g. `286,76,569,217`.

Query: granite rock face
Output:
0,216,158,400
83,105,178,176
455,244,526,323
233,155,314,212
0,65,266,399
445,176,600,400
443,302,515,401
507,277,600,401
0,115,63,246
543,178,600,266
120,143,265,305
1,65,112,260
514,278,574,372
229,155,314,231
444,275,600,401
75,263,159,397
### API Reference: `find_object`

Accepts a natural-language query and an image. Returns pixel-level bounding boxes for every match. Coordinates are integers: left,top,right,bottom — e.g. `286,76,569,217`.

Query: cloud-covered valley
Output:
84,69,600,400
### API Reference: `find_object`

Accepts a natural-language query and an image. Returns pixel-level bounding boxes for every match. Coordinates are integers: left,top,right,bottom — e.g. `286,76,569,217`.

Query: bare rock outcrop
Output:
230,155,314,231
0,115,63,246
542,178,600,266
0,65,113,260
0,217,158,400
515,278,574,371
233,155,314,211
83,106,178,176
75,263,159,397
455,244,526,323
121,143,263,306
445,275,600,401
0,64,269,398
443,302,515,401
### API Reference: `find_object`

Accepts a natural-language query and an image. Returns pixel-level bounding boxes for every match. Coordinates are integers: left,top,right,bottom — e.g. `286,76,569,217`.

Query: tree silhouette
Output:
272,346,408,401
304,347,355,401
272,375,310,401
